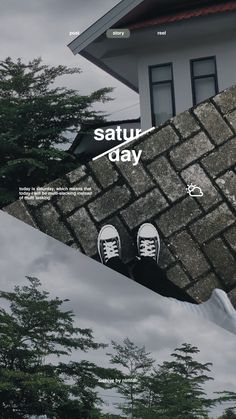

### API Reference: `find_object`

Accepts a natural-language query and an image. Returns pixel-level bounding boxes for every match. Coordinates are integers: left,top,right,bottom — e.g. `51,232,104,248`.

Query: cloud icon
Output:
186,184,203,197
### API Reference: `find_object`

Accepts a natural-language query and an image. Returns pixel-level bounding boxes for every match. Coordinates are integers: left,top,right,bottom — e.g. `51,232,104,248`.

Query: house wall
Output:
137,13,236,130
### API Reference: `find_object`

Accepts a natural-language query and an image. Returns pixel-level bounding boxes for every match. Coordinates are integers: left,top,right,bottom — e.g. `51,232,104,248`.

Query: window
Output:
149,63,175,126
191,57,218,105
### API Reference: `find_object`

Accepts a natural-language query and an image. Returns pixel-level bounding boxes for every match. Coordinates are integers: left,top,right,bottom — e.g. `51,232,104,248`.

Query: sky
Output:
0,1,236,416
0,0,139,123
0,210,236,417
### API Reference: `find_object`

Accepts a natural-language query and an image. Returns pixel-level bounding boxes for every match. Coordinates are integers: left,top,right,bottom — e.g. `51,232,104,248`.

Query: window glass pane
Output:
152,82,173,125
194,77,216,104
193,58,215,77
152,65,172,82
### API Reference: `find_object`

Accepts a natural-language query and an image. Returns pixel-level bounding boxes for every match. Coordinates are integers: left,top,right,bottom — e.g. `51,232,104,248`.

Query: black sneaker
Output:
137,223,160,263
98,225,121,264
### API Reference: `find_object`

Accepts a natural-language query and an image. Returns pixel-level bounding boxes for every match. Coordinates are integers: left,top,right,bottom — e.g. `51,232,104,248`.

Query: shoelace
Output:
103,239,119,262
139,238,156,258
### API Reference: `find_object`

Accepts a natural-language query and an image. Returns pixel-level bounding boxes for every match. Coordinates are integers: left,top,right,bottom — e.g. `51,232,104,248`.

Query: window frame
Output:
190,56,219,106
149,62,176,126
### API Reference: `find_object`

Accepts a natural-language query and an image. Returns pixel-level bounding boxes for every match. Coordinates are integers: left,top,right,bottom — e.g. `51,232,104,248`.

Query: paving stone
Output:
34,204,72,243
170,231,209,278
187,273,222,302
136,125,179,161
204,238,236,288
26,178,67,207
89,185,131,222
201,137,236,178
3,201,37,227
116,160,154,196
225,109,236,133
57,177,100,213
216,171,236,207
148,156,185,202
70,242,82,251
68,207,98,256
167,264,191,288
155,197,201,237
224,226,236,252
172,110,200,139
66,165,87,184
47,177,68,188
89,157,118,188
181,163,221,210
170,132,214,170
190,203,235,243
121,189,168,229
3,84,236,304
194,102,233,144
213,85,236,114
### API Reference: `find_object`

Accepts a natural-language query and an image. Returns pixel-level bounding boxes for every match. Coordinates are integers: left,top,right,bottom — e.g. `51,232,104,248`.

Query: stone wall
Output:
4,86,236,305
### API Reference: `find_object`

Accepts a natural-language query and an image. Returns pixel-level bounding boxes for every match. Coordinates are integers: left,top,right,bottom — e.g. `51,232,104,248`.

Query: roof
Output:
69,118,141,158
68,1,234,55
68,0,144,54
67,0,236,92
128,1,236,30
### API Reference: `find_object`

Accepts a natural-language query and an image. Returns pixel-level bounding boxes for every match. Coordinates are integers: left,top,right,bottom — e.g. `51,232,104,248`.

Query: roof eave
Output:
67,0,144,55
80,50,138,93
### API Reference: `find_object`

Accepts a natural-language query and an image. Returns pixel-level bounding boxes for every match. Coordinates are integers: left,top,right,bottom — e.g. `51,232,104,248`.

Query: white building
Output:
68,0,236,131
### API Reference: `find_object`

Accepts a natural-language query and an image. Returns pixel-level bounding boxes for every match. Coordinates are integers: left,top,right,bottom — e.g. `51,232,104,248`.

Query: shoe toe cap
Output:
99,224,119,240
138,223,158,238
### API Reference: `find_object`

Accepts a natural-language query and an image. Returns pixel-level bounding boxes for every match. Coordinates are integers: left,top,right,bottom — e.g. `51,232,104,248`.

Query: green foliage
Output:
0,277,235,418
107,338,155,417
0,277,111,418
218,408,236,419
140,343,215,419
109,341,236,419
0,57,112,207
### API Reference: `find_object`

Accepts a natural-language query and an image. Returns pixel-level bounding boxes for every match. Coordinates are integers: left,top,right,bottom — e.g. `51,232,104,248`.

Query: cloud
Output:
0,210,235,417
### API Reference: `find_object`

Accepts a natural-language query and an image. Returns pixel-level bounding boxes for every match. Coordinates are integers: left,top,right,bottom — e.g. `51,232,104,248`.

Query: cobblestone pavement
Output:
4,86,236,305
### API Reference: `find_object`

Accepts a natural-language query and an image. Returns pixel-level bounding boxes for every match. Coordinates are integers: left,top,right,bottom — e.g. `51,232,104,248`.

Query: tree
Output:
0,277,114,418
107,338,155,418
137,343,216,419
135,343,236,419
219,408,236,419
0,57,112,207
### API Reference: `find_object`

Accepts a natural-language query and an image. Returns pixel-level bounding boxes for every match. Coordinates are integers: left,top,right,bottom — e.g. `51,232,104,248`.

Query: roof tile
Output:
128,1,236,30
